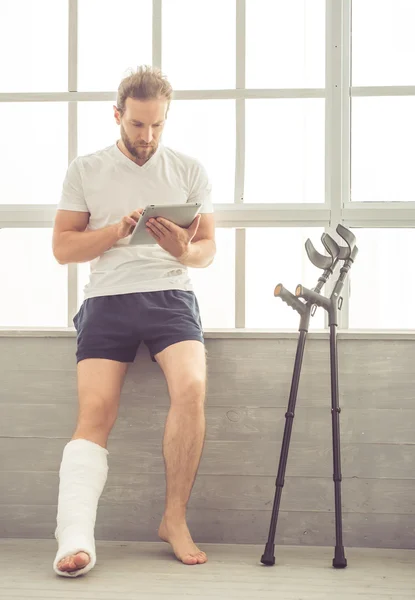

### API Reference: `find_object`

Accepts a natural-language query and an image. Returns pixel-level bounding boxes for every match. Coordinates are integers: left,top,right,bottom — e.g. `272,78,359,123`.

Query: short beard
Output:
120,124,157,164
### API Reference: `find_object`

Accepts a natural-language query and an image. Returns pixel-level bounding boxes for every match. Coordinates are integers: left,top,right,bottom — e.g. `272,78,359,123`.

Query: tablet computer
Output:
128,202,202,246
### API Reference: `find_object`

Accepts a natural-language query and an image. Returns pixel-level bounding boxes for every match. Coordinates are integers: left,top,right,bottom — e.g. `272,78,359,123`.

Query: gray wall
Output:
0,334,414,549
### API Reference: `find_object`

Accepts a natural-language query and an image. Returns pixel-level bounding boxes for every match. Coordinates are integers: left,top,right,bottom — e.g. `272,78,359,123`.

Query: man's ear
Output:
113,105,122,125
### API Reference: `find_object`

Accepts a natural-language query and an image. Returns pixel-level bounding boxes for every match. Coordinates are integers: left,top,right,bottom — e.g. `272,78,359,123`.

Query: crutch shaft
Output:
329,323,347,568
261,329,308,566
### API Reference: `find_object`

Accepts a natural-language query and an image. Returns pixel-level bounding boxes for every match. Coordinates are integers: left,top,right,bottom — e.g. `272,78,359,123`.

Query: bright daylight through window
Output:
0,0,414,330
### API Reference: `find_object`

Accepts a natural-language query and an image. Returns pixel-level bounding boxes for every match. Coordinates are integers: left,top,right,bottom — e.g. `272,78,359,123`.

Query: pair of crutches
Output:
261,224,358,568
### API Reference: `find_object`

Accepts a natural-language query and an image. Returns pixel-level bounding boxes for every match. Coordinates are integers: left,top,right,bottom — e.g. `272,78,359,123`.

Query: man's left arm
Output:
178,213,216,268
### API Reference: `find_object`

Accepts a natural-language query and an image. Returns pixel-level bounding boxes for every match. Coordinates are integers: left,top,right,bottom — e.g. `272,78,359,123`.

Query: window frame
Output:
0,0,414,329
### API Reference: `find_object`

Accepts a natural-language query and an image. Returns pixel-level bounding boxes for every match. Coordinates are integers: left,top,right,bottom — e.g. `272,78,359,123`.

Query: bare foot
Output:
57,552,90,573
158,517,208,565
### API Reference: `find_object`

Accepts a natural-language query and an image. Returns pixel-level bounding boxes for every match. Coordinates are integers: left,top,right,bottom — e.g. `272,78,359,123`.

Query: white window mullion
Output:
324,0,350,328
352,85,415,97
67,101,78,327
338,0,352,328
235,0,245,205
67,0,78,327
0,89,325,103
341,0,352,214
235,0,246,327
152,0,162,68
235,229,246,328
325,0,343,234
68,0,78,93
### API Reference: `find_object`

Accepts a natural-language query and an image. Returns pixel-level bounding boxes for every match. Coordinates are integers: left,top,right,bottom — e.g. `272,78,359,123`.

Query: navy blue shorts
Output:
73,290,204,364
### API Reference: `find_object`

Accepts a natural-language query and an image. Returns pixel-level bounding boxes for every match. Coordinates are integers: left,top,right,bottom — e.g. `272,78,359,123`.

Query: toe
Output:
57,557,70,571
197,552,208,563
58,561,71,572
74,552,90,568
57,552,90,573
183,554,199,565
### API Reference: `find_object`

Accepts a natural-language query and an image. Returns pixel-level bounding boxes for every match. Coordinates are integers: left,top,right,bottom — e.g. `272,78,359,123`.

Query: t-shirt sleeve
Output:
188,161,214,214
58,158,89,213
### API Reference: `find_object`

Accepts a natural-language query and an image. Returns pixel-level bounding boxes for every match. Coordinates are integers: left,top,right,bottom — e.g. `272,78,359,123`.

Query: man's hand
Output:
115,209,143,240
145,215,201,258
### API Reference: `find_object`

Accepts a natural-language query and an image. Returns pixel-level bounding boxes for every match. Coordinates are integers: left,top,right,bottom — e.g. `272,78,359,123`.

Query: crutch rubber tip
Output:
260,545,276,566
260,554,275,566
332,547,347,569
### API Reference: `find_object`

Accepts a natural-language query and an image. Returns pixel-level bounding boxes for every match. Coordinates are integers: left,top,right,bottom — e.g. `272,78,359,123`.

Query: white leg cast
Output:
53,438,109,578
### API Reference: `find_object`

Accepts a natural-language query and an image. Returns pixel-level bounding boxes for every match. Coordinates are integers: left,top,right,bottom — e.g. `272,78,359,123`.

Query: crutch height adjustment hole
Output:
285,411,295,419
332,407,341,414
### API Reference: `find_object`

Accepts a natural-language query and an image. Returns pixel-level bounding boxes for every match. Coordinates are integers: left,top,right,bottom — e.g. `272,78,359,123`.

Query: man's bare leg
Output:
55,358,127,575
155,341,208,565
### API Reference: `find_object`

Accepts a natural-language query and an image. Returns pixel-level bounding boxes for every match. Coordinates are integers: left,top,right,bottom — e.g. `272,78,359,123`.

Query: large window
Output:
162,100,236,205
0,103,68,205
1,0,414,331
0,0,68,93
244,99,325,204
0,230,67,327
77,0,153,92
162,0,236,90
349,228,415,329
351,97,415,203
245,228,325,329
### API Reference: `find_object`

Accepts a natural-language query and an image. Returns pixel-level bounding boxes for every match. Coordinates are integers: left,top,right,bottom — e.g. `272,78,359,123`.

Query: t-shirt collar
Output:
113,140,162,171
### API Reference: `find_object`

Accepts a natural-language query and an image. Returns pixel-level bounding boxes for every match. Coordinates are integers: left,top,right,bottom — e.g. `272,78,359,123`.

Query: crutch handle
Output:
295,285,330,310
274,283,307,315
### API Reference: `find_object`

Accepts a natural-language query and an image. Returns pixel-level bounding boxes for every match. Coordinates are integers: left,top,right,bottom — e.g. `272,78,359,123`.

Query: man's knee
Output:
170,377,206,407
76,395,119,433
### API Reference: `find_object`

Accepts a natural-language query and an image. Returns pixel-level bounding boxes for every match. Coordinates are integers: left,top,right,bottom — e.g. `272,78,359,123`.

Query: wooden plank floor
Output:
0,540,414,600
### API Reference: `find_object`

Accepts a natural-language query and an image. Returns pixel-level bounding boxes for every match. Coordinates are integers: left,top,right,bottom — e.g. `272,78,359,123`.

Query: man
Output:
52,65,215,577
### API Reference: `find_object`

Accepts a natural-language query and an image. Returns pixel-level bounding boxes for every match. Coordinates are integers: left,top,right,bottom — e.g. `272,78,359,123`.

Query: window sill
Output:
0,327,415,341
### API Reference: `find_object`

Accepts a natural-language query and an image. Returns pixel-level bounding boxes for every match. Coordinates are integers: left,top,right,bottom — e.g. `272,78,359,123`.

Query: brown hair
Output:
116,65,173,115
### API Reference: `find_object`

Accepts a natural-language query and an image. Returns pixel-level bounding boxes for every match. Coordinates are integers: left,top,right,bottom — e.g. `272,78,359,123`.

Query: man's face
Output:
114,97,168,163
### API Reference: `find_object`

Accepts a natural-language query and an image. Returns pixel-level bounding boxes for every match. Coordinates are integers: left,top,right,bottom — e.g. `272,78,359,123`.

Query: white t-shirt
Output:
58,143,214,300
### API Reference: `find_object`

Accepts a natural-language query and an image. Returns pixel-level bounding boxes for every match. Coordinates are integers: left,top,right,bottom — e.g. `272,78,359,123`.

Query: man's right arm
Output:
52,209,142,265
